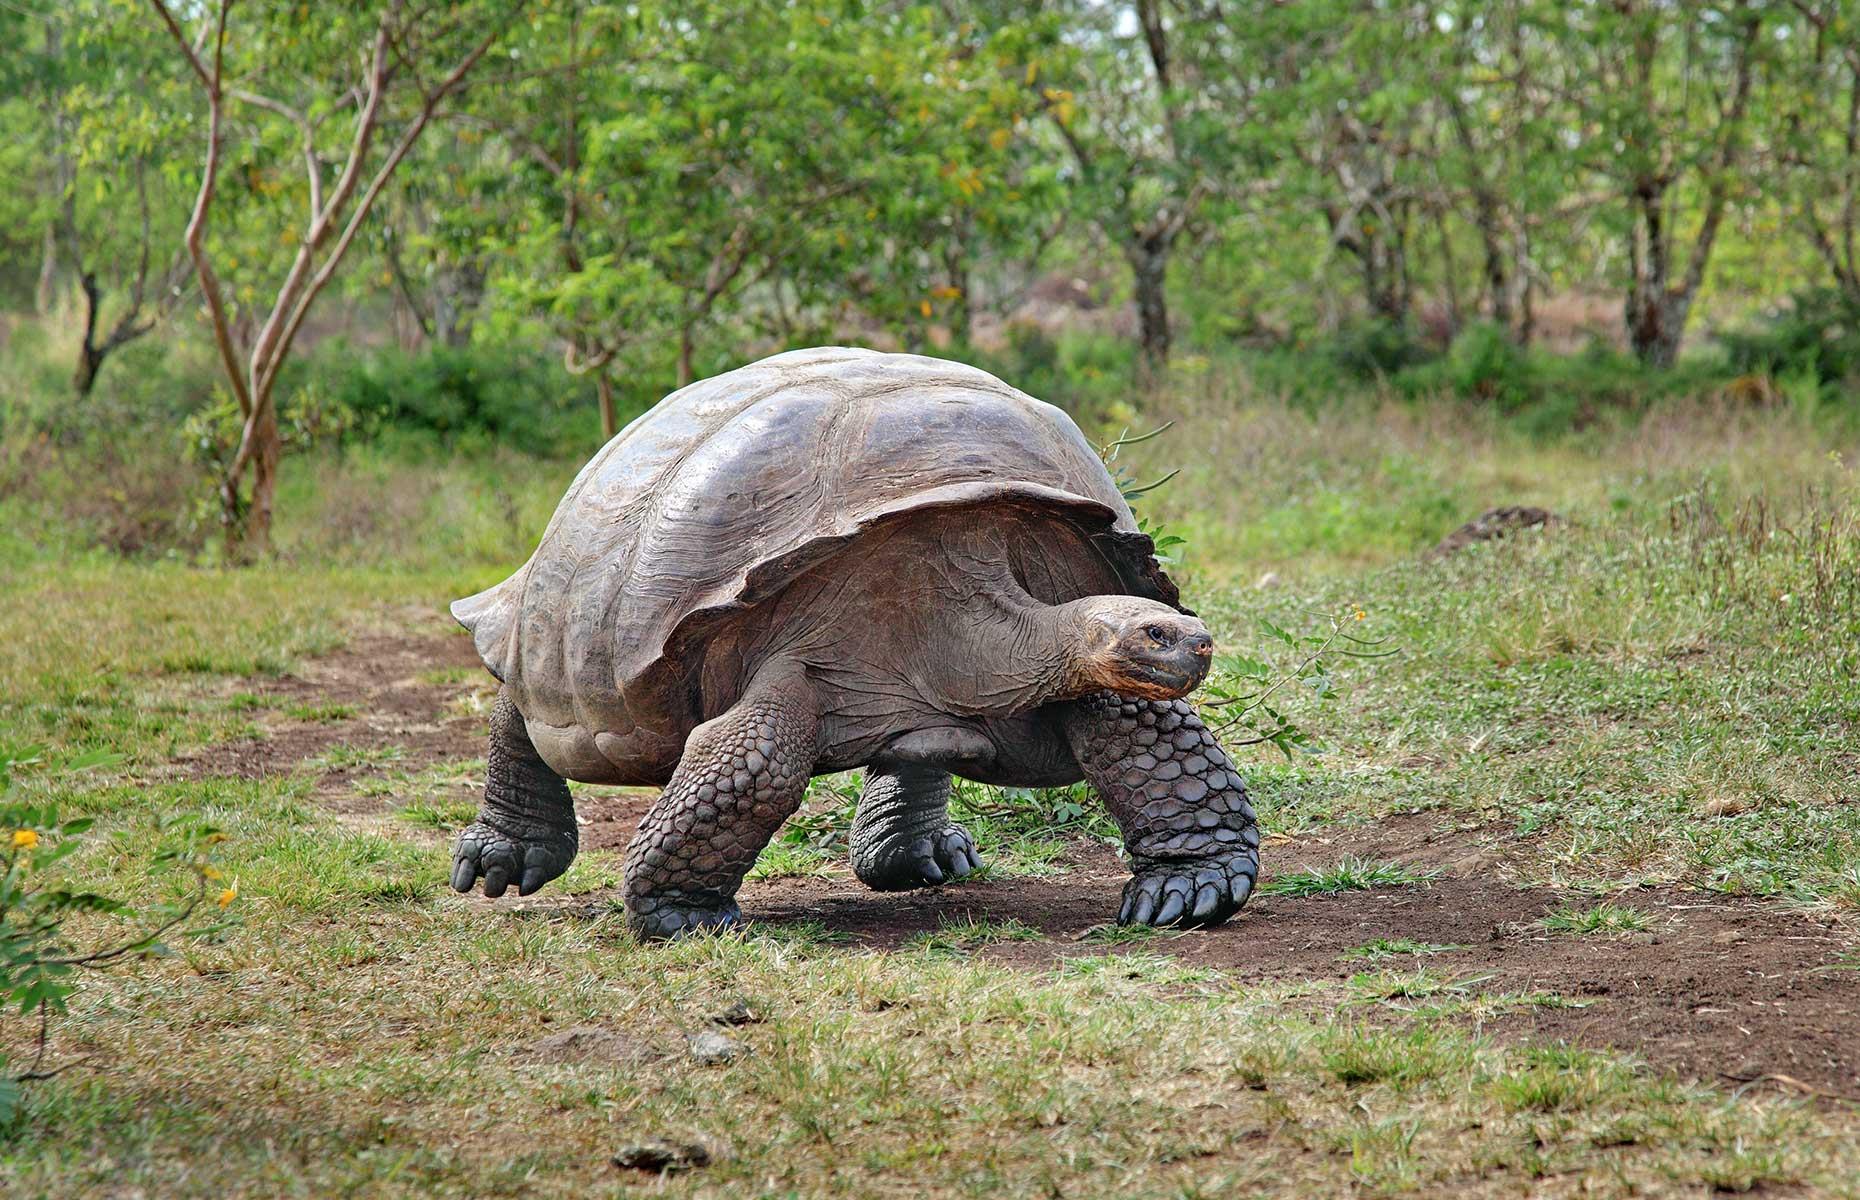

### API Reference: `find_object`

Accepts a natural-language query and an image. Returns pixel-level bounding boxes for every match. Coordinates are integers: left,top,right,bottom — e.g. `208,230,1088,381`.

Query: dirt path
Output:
191,628,1860,1095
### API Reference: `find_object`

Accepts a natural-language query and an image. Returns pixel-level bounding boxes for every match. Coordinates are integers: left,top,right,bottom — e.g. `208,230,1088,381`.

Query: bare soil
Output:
201,629,1860,1095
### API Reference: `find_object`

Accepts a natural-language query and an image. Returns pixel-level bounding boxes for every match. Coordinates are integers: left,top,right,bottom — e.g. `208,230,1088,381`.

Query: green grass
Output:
902,914,1043,956
1342,939,1465,962
3,385,1860,1195
1538,901,1655,937
1260,857,1439,897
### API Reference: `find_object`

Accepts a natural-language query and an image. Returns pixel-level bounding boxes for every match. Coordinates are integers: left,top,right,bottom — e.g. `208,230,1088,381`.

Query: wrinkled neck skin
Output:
931,586,1109,717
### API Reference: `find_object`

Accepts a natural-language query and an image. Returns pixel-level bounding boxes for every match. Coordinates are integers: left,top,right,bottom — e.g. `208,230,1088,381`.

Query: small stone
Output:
612,1138,719,1174
710,1000,762,1026
688,1030,744,1065
1711,930,1746,946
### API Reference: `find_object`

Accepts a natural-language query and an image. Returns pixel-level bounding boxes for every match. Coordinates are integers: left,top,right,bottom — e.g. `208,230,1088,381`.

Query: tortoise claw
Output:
1118,853,1257,929
855,824,983,892
450,820,576,900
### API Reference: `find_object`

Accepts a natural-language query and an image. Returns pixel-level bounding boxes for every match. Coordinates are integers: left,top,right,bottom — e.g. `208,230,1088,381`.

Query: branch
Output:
146,0,216,91
253,10,518,407
147,0,250,415
230,88,323,219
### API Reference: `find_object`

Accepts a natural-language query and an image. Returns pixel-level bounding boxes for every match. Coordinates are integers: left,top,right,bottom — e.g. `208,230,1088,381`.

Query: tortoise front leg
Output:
451,689,578,898
1061,694,1260,928
850,765,983,891
623,664,819,939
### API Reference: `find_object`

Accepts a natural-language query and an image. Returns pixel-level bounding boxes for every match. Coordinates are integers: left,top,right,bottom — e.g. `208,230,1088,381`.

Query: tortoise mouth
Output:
1114,653,1210,700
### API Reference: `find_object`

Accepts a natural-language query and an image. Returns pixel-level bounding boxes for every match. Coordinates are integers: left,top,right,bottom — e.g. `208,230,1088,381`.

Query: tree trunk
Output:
677,324,696,388
221,399,283,563
1513,227,1535,347
1477,208,1511,334
35,224,58,315
1435,207,1462,336
1625,290,1690,369
1625,185,1687,367
73,271,103,397
1127,239,1171,372
433,262,484,348
596,369,617,441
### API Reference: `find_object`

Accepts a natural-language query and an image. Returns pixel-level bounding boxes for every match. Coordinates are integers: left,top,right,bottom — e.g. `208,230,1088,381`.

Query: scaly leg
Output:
623,664,819,939
849,765,982,891
1062,694,1259,928
451,689,578,898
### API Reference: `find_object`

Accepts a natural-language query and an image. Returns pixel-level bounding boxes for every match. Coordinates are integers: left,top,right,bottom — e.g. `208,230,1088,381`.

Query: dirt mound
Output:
1426,505,1563,559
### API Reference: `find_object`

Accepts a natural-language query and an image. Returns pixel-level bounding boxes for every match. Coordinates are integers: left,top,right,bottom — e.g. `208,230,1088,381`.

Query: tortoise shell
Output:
453,346,1179,776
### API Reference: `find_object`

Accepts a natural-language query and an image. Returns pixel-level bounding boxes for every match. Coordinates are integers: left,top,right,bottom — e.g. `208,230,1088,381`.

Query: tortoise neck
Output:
922,581,1089,717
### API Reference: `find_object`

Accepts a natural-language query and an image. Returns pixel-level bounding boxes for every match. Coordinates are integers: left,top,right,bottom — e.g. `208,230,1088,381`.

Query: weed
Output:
1261,857,1438,897
1538,902,1653,937
1341,938,1465,962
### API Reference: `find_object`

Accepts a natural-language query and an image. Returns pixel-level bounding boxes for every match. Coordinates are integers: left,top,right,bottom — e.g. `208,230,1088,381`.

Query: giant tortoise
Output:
448,347,1260,938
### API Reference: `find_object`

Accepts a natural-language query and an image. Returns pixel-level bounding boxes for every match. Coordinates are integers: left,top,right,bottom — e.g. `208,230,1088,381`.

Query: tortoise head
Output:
1060,596,1214,701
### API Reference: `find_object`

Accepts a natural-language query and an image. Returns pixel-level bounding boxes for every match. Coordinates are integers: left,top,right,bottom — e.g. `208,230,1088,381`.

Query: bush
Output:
294,341,614,456
1325,318,1433,379
0,749,238,1125
1718,289,1860,388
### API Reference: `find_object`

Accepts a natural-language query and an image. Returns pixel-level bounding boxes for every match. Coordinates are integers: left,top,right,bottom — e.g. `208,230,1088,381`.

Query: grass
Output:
3,381,1860,1195
1538,901,1656,937
902,914,1043,956
1259,857,1439,897
1342,939,1466,962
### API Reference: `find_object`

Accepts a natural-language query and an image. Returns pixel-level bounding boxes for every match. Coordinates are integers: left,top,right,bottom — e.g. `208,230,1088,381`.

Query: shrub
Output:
1718,289,1860,389
0,749,238,1125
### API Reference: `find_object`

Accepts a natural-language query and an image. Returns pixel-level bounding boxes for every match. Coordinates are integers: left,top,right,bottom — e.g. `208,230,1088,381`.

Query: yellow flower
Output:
218,885,238,908
203,865,224,881
11,829,38,849
1354,609,1367,621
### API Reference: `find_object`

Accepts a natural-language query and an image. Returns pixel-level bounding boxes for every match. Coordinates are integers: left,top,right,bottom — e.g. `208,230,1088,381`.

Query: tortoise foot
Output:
1118,853,1257,929
626,893,742,940
856,824,983,892
450,820,576,899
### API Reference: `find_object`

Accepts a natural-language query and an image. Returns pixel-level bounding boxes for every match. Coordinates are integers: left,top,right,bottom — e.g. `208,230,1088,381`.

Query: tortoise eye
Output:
1145,624,1170,644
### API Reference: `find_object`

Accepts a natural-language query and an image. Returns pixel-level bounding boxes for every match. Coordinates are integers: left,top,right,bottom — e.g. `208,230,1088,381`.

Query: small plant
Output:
1341,939,1465,962
1491,1047,1631,1113
394,798,480,831
1,748,238,1122
1537,901,1651,937
904,914,1041,956
1347,970,1496,1006
1260,858,1438,898
1195,610,1396,759
1097,422,1396,760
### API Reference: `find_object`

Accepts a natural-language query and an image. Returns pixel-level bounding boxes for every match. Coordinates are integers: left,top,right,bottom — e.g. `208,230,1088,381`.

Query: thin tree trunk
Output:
596,369,617,441
1434,206,1462,336
678,324,695,388
73,272,104,396
1515,227,1537,347
35,224,58,315
1127,239,1171,371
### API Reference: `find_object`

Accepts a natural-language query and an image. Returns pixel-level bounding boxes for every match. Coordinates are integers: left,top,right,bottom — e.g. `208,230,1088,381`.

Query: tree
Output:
52,2,201,395
1010,0,1245,369
147,0,521,560
1774,0,1860,313
1552,0,1770,366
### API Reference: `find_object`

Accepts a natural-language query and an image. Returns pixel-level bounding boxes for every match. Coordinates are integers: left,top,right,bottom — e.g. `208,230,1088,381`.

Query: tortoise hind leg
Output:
623,663,819,939
451,689,579,898
850,765,983,891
